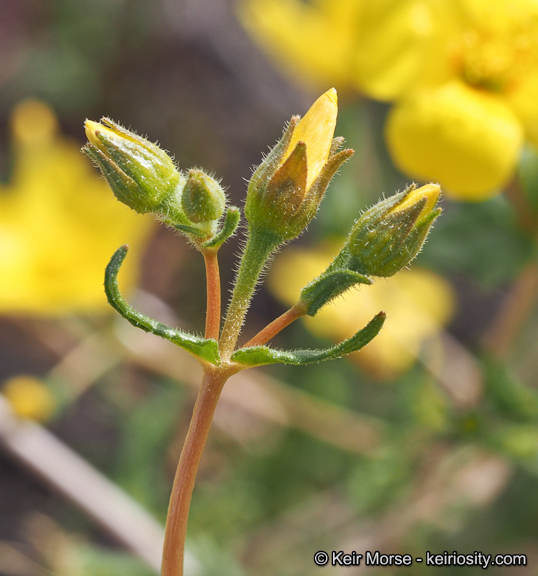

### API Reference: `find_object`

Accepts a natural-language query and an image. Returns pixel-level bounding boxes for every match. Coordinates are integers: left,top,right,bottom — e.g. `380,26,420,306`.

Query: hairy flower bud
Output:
348,184,441,277
245,89,353,243
297,184,441,316
181,169,226,225
83,118,186,218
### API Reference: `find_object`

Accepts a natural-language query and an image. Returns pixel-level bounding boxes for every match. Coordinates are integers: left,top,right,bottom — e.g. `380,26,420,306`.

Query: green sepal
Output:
105,245,221,365
300,269,372,317
203,206,241,249
231,311,385,367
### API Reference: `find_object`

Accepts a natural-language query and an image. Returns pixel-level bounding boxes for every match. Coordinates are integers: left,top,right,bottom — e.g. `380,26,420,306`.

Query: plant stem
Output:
483,261,538,358
244,302,307,348
203,249,221,341
219,231,277,358
161,369,229,576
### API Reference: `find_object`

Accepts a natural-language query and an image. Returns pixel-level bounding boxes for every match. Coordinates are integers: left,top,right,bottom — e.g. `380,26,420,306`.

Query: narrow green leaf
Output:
203,206,241,249
105,245,221,365
300,269,372,316
231,311,385,367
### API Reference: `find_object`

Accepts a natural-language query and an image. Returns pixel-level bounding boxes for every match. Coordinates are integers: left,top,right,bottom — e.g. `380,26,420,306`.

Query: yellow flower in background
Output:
239,0,538,200
0,101,153,314
238,0,362,91
386,81,523,199
268,243,455,379
3,375,55,422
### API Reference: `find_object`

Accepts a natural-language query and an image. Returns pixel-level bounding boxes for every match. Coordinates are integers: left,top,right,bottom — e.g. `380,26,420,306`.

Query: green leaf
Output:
105,245,221,365
231,311,385,367
203,205,241,249
300,269,372,316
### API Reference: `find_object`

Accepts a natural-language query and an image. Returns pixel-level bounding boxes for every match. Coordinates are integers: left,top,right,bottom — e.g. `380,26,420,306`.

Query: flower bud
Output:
348,184,441,277
181,169,226,225
83,118,186,217
296,184,441,316
245,89,353,243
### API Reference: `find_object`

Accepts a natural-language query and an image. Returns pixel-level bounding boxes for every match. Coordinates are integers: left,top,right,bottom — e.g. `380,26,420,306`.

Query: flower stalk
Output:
161,368,230,576
219,229,280,358
202,248,221,341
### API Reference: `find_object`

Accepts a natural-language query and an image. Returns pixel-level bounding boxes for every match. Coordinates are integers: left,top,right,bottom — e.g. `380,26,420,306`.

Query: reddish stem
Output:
161,369,228,576
203,250,221,341
483,261,538,358
244,302,307,348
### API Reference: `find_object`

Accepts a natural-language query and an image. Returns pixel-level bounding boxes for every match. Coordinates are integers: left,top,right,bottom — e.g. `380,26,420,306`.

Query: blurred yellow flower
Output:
0,100,153,314
239,0,538,200
268,243,455,379
238,0,362,91
3,375,55,422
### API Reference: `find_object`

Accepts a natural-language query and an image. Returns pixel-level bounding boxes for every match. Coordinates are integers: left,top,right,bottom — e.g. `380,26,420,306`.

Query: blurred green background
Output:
1,1,538,575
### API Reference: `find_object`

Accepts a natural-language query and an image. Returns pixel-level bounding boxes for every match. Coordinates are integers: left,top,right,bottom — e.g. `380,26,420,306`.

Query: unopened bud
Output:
83,118,185,216
181,169,226,225
348,184,441,277
245,89,352,243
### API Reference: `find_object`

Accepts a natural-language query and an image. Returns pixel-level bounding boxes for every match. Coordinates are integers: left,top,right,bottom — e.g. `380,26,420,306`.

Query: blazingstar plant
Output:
83,89,441,576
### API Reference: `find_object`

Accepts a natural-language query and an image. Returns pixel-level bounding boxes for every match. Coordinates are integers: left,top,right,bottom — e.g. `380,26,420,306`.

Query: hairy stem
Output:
161,369,228,576
203,249,221,341
219,231,277,358
244,301,307,348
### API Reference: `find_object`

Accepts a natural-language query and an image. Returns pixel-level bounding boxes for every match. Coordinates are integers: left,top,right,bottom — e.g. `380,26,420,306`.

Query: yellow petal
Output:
84,119,114,147
392,183,441,217
238,0,360,90
353,0,458,100
284,88,338,189
385,81,523,200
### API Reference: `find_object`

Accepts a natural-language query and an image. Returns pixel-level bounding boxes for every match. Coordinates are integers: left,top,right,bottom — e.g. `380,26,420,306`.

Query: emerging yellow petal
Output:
283,88,338,189
391,183,441,218
84,119,119,147
245,89,350,243
385,82,523,200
